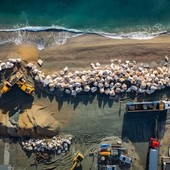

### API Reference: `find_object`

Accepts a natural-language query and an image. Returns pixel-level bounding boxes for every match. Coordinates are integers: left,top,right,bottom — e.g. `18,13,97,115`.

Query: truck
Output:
126,100,170,112
149,148,158,170
148,138,160,170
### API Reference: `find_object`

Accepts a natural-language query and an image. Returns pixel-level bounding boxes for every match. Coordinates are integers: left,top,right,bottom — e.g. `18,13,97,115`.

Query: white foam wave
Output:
0,26,84,49
96,31,166,40
0,25,167,40
0,25,168,49
0,25,82,33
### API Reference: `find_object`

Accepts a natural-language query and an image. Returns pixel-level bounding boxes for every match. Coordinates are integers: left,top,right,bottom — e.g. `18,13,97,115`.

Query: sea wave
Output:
0,25,168,49
0,25,167,39
0,26,83,34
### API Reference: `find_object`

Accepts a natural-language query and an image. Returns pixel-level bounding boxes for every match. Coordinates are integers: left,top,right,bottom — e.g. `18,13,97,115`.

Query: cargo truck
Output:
148,138,160,170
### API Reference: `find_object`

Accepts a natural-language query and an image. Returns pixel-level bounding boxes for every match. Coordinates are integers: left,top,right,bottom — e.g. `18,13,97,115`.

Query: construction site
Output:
0,44,170,170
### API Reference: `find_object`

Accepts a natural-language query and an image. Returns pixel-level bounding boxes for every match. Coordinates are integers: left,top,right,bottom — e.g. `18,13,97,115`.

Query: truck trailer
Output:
149,148,158,170
149,138,159,170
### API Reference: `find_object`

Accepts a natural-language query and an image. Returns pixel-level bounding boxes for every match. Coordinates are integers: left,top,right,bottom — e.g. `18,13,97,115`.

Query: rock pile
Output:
1,56,170,96
0,58,21,71
22,135,73,154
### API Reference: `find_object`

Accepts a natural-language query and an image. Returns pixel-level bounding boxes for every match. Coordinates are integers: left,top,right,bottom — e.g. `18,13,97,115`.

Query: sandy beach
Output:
0,33,170,169
1,34,170,73
0,33,170,135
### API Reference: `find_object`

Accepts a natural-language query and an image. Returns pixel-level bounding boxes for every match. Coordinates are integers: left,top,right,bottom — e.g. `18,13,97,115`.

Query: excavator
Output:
70,152,84,170
0,69,34,95
0,81,12,94
16,78,34,94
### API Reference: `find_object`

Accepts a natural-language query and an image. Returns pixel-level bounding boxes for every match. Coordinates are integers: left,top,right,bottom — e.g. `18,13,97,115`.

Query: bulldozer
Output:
0,69,34,95
70,152,84,170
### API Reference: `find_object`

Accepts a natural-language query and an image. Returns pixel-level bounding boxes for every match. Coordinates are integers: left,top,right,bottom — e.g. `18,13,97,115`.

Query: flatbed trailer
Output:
126,100,170,112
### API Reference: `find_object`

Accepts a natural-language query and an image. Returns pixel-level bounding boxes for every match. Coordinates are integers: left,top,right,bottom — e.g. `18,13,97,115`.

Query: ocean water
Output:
0,0,170,47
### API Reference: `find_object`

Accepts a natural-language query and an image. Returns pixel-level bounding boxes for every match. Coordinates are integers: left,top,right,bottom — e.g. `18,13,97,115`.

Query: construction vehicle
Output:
70,152,84,170
97,143,131,170
148,138,160,170
0,70,23,94
16,78,34,94
0,81,12,94
0,69,34,95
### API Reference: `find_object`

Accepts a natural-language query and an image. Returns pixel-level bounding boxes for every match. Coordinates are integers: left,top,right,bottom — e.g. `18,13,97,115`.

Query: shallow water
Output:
0,0,170,31
0,0,170,48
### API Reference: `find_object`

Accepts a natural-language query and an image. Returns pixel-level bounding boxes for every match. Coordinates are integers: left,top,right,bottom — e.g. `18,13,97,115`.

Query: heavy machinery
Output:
0,69,34,95
148,138,160,170
16,78,34,94
0,81,12,94
70,152,84,170
97,143,131,170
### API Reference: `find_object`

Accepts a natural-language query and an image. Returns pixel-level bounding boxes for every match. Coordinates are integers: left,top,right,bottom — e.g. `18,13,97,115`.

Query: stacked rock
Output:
0,58,21,71
1,56,170,96
21,135,73,154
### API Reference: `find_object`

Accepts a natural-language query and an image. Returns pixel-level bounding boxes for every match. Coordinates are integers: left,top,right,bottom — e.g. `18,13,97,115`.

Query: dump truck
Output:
70,152,84,170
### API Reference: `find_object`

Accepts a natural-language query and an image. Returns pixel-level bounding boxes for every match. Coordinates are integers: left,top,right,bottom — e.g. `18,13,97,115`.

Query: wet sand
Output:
1,34,170,72
1,34,170,169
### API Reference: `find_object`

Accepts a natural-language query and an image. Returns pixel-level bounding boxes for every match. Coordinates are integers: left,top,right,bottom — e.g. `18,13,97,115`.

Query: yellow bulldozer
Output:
70,152,84,170
0,70,34,95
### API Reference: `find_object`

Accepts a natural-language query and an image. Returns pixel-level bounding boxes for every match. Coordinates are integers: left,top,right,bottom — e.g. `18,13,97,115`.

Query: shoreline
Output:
0,32,170,169
1,33,170,72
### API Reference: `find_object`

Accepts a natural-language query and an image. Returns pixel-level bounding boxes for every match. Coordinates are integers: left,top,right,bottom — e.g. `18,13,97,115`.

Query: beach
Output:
1,0,170,169
1,34,170,72
0,32,170,169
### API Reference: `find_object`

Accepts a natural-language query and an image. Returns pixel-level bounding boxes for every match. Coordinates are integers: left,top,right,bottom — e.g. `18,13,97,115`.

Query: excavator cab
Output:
70,152,84,170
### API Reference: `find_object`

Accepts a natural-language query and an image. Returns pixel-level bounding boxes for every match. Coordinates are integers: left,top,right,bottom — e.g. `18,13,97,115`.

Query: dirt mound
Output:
0,105,61,137
17,44,39,62
18,105,61,137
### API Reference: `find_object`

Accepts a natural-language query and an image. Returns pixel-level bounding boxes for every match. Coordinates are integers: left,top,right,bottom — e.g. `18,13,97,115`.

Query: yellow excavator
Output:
0,81,12,94
16,78,34,94
70,152,84,170
0,70,34,95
